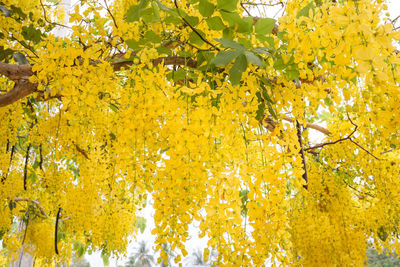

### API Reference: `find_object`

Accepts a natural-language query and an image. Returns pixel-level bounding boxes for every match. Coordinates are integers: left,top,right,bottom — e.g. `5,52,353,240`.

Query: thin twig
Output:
283,117,331,136
349,139,380,160
39,0,71,29
305,114,357,151
241,1,284,7
341,176,375,198
305,114,380,160
240,2,252,16
10,35,39,58
391,15,400,25
73,143,90,160
174,0,220,51
104,0,118,29
381,148,394,154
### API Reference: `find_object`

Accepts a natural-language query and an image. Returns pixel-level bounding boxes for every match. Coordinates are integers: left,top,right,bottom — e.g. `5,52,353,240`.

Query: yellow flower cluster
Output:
0,0,400,266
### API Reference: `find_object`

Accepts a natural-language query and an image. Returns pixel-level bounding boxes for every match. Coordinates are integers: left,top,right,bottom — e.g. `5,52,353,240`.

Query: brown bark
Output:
0,56,197,107
0,79,37,107
0,62,33,80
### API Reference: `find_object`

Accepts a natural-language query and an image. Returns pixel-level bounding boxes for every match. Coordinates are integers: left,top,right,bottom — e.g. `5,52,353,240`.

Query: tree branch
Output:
111,56,197,71
0,62,33,80
174,0,220,51
39,0,71,29
0,79,38,107
304,114,380,160
283,117,331,136
104,0,118,29
0,56,197,107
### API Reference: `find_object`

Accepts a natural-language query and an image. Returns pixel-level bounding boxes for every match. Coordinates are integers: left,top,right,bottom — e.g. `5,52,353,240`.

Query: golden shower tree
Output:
0,0,400,265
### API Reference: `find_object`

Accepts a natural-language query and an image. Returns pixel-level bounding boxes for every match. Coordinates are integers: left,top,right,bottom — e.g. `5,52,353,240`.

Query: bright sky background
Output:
55,1,400,266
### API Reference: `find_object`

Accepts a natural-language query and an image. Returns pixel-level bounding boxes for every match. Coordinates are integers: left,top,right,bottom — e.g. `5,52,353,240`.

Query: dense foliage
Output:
0,0,400,266
366,248,400,267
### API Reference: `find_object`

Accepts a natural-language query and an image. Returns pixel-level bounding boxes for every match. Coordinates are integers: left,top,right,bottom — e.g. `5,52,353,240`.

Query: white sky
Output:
61,0,400,266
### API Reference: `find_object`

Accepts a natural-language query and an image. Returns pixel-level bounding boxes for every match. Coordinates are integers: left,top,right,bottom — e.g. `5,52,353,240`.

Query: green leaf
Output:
28,172,36,183
189,30,205,46
259,82,274,104
266,100,277,119
165,15,181,25
77,245,85,258
273,57,285,70
239,189,249,217
296,2,315,19
199,0,214,17
220,10,241,27
223,27,233,40
0,46,15,62
211,50,241,66
185,15,200,27
254,18,276,35
286,68,299,80
319,110,331,122
13,52,28,65
109,132,116,141
32,160,40,170
206,16,225,30
157,46,172,56
109,103,119,112
196,51,214,66
217,0,238,12
101,249,110,266
377,226,388,242
125,0,150,22
255,73,271,86
136,216,146,234
72,242,86,258
229,54,247,86
255,100,265,121
125,39,141,50
238,37,251,48
167,69,186,82
237,17,253,33
8,201,16,211
140,7,156,23
245,51,264,67
253,46,275,55
277,30,287,41
156,0,174,12
9,5,27,19
145,30,162,43
21,25,42,44
215,38,244,51
151,0,161,21
57,232,66,242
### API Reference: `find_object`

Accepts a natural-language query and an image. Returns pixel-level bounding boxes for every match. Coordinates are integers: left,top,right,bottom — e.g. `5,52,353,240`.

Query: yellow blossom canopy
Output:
0,0,400,266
